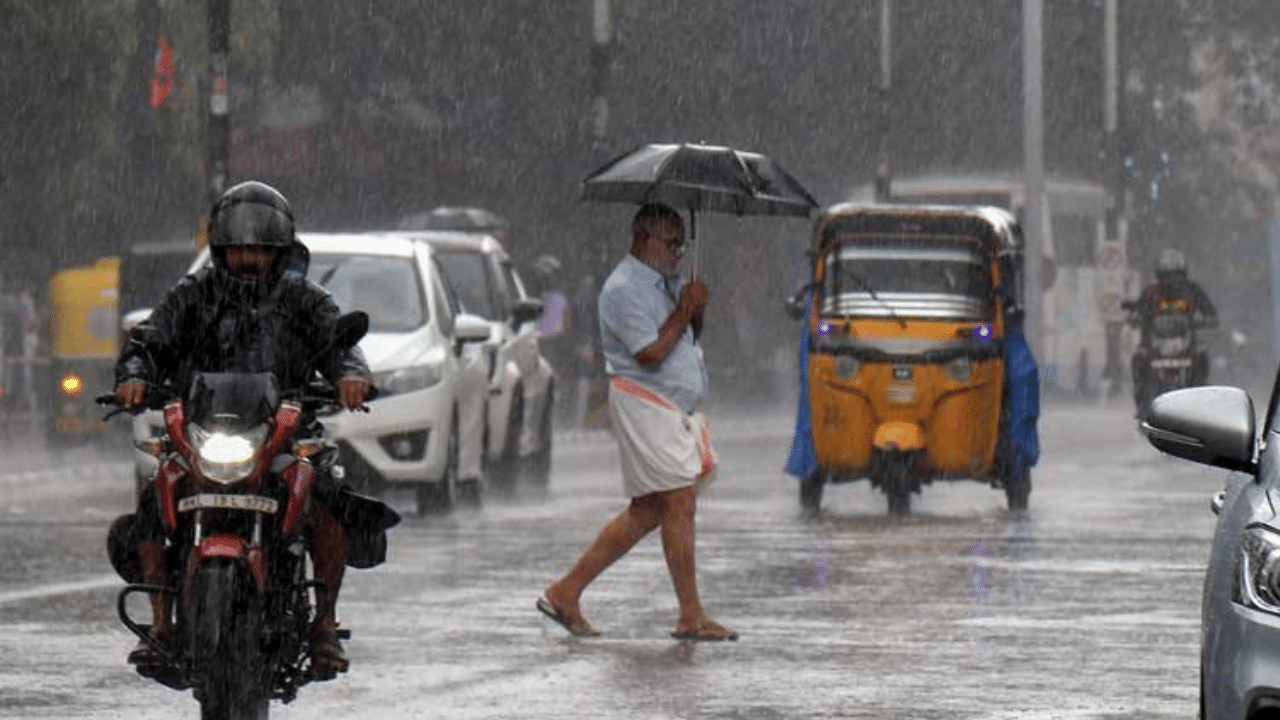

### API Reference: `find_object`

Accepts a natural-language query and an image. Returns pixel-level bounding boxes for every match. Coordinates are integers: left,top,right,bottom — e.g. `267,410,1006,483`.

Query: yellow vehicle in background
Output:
786,203,1039,515
46,256,121,445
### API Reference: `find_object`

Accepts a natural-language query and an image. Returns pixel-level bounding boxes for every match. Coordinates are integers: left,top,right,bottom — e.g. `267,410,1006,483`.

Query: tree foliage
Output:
3,0,1280,295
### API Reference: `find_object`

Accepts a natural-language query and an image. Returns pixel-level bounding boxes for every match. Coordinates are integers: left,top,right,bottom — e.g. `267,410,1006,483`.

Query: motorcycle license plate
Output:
1151,358,1192,369
178,494,279,514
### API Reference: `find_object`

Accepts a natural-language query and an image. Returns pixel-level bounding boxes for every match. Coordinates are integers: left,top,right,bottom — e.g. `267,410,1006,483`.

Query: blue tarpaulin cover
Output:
1002,324,1041,475
783,291,818,479
783,292,1040,479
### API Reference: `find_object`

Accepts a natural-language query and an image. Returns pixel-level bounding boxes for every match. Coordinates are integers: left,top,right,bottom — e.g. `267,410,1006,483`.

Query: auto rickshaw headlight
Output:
946,357,973,382
834,355,859,379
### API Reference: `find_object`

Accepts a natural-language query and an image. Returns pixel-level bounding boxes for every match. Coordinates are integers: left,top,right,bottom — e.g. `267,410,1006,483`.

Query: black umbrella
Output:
582,143,818,273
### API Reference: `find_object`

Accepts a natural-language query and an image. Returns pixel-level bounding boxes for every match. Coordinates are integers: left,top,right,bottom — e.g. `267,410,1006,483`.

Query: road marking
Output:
0,574,120,606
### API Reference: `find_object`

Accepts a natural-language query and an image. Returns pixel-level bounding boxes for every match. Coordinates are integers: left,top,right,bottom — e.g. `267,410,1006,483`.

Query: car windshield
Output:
433,250,496,319
309,254,425,332
820,238,989,320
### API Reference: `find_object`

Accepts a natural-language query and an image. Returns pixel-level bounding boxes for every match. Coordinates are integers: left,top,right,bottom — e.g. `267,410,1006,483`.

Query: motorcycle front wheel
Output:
190,560,270,720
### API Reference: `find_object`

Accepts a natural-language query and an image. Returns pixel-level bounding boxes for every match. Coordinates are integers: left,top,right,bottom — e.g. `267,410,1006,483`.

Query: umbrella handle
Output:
688,207,698,280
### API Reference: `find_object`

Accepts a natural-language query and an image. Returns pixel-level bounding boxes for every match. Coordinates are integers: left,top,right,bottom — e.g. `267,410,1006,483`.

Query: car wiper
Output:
317,260,350,287
842,268,907,329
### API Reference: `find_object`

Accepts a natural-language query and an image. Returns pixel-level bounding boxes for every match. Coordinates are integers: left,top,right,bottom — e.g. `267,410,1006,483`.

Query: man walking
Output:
538,203,737,641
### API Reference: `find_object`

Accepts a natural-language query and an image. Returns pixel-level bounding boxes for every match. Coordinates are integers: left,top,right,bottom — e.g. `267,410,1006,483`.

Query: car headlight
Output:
373,363,444,397
189,423,268,484
1235,526,1280,613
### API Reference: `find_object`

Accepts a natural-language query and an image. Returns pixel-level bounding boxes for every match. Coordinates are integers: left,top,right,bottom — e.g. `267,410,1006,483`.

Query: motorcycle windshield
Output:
185,372,280,432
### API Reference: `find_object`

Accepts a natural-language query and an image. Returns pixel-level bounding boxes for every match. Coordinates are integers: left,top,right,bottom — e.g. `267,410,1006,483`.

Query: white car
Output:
132,232,492,516
392,229,556,492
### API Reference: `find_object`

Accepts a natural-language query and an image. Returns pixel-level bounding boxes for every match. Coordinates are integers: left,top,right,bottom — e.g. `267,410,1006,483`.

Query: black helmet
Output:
208,180,296,249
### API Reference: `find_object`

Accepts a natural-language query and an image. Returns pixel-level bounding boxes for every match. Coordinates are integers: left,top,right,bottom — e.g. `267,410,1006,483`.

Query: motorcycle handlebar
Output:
97,379,381,419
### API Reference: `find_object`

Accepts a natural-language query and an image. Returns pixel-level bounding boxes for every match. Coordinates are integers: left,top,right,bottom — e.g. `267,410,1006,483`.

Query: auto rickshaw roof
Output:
812,203,1022,255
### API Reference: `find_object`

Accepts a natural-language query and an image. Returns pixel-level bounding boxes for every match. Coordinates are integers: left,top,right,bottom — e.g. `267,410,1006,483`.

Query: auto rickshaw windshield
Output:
819,236,992,320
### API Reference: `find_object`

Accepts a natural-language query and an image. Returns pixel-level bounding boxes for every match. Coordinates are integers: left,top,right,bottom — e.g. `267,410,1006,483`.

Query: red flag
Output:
149,34,175,110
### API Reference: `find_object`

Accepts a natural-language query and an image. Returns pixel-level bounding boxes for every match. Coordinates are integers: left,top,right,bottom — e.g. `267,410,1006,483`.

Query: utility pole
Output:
873,0,893,201
1022,0,1046,363
207,0,230,209
589,0,612,154
1099,0,1128,398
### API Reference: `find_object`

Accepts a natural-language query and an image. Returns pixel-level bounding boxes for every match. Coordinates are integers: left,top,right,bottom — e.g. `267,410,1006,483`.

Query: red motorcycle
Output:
104,313,395,719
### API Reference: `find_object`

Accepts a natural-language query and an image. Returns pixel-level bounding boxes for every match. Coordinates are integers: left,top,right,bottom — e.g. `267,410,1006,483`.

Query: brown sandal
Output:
309,631,349,679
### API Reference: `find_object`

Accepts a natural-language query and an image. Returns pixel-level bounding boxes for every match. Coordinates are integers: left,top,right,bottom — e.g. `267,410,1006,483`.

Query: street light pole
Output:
207,0,230,208
1022,0,1046,364
1100,0,1128,397
873,0,893,202
589,0,612,153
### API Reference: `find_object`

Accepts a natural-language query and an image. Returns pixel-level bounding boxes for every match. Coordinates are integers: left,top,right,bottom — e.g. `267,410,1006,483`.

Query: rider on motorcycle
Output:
1127,247,1219,401
113,180,372,679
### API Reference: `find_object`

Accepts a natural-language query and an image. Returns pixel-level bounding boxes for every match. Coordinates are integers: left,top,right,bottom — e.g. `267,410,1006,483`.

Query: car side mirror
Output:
511,297,543,328
455,313,492,343
1142,386,1257,474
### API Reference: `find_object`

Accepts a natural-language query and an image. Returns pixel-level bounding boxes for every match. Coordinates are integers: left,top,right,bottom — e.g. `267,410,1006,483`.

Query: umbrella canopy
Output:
581,143,818,275
582,143,818,220
396,206,509,234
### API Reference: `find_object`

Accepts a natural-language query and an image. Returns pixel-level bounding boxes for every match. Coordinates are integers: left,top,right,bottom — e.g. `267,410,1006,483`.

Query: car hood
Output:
358,330,444,371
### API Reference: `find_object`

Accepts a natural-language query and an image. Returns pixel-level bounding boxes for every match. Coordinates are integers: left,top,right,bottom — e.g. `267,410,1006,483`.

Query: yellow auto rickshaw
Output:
786,203,1039,515
46,256,122,446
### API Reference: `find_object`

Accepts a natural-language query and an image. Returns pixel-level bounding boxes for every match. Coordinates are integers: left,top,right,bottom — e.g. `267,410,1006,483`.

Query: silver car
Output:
1142,385,1271,720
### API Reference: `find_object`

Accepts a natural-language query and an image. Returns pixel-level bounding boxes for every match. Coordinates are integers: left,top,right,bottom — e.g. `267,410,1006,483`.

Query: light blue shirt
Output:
598,254,708,414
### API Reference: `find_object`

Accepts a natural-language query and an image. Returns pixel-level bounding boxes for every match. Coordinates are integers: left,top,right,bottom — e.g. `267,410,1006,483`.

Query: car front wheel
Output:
417,410,459,515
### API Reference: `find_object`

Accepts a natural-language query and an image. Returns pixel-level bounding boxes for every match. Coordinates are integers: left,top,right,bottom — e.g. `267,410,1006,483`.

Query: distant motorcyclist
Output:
1125,248,1218,409
1127,248,1218,331
113,180,374,679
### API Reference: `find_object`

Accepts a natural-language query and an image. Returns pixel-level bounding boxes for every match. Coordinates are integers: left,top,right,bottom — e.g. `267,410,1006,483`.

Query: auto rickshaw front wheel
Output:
1004,468,1031,512
798,474,824,516
874,450,918,517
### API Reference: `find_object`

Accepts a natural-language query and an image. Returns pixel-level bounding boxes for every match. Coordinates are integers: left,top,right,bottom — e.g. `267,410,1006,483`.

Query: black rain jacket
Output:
115,243,371,394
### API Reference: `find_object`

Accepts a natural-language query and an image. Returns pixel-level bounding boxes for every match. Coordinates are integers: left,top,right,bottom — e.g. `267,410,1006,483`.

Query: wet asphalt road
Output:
0,398,1227,719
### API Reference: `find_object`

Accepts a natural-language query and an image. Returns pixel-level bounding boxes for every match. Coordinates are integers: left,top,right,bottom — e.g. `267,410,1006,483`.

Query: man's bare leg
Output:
657,485,736,640
544,495,662,628
138,540,170,635
309,503,350,676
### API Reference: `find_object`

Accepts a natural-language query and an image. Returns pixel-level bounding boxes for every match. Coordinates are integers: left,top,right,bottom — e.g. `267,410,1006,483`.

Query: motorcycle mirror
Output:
334,311,369,349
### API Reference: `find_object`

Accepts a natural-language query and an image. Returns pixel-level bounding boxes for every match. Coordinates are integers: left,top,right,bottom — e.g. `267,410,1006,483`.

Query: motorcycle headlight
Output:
1235,526,1280,613
373,363,444,397
189,423,268,484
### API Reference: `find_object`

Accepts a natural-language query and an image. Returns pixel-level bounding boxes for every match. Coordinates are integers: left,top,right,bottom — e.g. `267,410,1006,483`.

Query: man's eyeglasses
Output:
657,236,686,252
